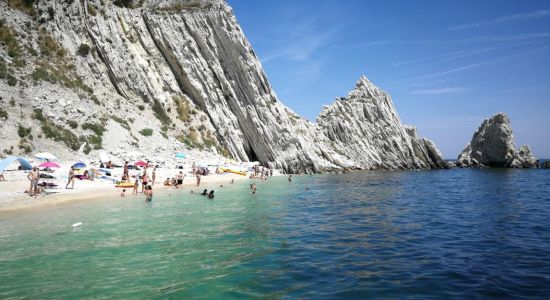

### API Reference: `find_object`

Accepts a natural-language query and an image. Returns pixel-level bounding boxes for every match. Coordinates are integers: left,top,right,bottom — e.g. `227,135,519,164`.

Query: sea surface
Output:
0,169,549,299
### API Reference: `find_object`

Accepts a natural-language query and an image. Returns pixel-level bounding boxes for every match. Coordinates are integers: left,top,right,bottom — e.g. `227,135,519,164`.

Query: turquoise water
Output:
1,169,549,298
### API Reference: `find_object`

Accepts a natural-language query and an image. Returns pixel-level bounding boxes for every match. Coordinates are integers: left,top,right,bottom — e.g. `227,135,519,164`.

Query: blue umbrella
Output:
72,162,87,169
0,156,32,172
175,152,186,159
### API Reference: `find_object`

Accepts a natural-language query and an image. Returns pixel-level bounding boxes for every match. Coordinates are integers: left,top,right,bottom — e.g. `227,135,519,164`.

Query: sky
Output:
227,0,550,159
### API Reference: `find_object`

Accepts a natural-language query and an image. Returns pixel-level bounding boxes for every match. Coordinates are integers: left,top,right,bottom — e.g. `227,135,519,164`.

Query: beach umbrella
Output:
72,162,87,169
35,152,58,161
134,161,147,167
0,157,32,172
38,161,61,168
175,152,186,159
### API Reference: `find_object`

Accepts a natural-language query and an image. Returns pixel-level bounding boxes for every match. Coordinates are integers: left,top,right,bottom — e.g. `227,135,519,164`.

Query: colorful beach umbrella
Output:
134,161,147,167
35,152,58,161
72,162,87,169
38,161,60,168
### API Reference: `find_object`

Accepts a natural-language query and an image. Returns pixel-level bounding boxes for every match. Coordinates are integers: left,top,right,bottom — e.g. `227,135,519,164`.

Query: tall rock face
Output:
0,0,448,172
315,76,449,170
457,113,537,168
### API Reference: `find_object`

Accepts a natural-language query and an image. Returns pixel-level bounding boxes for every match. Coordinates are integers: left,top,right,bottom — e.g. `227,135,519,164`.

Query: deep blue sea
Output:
0,168,549,299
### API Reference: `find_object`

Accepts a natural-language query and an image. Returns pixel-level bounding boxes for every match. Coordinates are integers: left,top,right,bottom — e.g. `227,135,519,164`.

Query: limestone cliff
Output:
457,113,537,168
0,0,448,173
315,76,448,170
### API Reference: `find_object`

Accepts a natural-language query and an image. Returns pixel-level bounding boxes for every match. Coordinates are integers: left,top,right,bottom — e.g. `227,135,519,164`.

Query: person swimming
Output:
201,189,208,195
208,190,215,199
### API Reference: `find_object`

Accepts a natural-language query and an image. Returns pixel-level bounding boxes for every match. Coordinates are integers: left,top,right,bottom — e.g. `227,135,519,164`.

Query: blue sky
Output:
227,0,550,158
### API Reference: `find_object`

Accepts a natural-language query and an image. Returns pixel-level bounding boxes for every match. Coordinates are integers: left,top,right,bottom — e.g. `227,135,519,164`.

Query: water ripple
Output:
0,169,549,298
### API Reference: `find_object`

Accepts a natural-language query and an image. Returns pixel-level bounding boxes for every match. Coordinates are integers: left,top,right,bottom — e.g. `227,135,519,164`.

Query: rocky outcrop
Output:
0,0,449,173
457,113,537,168
315,76,449,170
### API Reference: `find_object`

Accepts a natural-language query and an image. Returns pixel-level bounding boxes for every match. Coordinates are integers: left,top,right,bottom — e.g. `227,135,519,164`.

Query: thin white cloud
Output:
410,87,469,95
333,39,439,48
259,12,340,64
335,32,550,49
449,9,550,30
392,49,471,67
413,44,550,81
461,32,550,43
261,29,337,63
398,41,536,73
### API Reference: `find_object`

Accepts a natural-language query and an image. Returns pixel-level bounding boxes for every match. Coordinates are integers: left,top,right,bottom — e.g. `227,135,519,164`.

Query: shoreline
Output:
0,171,250,218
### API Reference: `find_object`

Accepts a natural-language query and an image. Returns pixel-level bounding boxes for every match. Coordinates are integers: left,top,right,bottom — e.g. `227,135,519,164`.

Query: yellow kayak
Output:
219,167,247,176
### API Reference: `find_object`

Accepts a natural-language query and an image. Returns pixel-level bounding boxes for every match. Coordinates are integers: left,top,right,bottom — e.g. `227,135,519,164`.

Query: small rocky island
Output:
457,113,538,168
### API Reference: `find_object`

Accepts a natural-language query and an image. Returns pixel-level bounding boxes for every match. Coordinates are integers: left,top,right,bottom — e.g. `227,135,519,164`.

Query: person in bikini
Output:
141,169,149,193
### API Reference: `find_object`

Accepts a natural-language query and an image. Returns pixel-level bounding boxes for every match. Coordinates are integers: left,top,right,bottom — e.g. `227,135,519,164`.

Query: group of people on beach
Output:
249,165,273,180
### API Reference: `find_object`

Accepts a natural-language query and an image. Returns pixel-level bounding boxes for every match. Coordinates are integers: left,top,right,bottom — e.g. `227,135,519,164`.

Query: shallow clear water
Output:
1,169,549,298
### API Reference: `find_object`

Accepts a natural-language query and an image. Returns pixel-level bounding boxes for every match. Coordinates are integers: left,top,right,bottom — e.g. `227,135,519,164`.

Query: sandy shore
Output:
0,168,249,217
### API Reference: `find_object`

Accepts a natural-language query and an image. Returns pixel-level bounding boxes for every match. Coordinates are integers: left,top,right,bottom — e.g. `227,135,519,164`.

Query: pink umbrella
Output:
38,161,61,168
134,161,147,167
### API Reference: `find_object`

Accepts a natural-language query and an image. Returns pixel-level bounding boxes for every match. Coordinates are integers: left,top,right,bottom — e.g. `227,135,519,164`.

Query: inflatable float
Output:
115,182,135,188
219,167,247,176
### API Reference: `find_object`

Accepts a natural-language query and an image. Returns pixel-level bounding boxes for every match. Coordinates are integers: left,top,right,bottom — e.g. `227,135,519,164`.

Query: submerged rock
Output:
457,113,537,168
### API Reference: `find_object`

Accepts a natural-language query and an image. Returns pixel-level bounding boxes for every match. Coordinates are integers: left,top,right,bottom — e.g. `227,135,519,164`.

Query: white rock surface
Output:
457,113,537,168
0,0,449,173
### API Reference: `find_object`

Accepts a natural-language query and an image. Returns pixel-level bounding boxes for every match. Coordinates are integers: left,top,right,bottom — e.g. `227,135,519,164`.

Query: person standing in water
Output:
208,190,215,199
145,185,153,202
27,166,40,196
66,167,75,189
141,169,149,193
288,175,292,182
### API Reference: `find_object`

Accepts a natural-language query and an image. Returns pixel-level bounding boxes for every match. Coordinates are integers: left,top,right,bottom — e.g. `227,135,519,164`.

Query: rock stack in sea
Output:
456,113,537,168
314,76,449,170
0,0,449,173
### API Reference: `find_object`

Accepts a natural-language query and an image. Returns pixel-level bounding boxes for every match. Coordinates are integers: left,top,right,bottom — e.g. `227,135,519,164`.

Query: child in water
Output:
208,190,215,199
145,185,153,202
250,183,257,194
121,189,126,197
